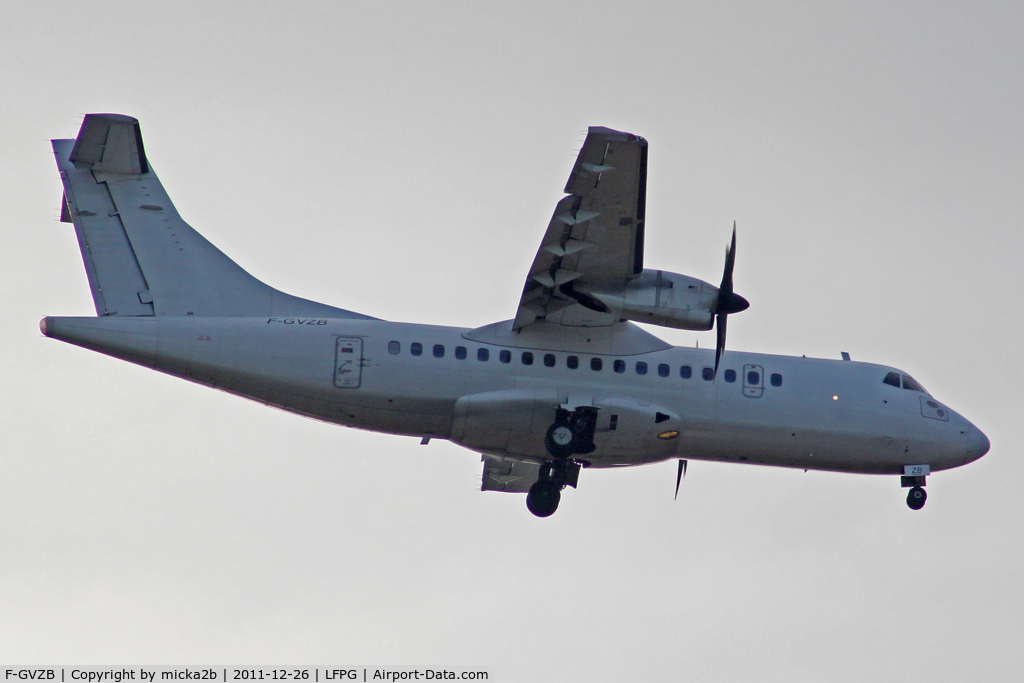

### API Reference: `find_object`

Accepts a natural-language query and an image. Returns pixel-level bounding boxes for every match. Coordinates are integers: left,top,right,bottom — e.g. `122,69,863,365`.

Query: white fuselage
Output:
43,315,990,477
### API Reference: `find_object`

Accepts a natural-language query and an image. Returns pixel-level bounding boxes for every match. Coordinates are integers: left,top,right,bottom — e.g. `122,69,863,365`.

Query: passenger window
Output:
636,362,648,375
658,363,670,377
567,356,579,369
770,373,782,387
680,365,692,379
724,369,736,383
433,344,445,358
544,353,556,367
477,348,489,361
499,350,511,363
613,359,626,373
591,358,603,371
388,341,400,355
702,367,714,381
883,372,901,388
411,342,423,356
902,375,928,394
522,352,534,365
747,371,760,385
455,346,467,360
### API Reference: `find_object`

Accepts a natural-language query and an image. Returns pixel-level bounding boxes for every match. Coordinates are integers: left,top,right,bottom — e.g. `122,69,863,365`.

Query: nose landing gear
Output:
902,472,928,510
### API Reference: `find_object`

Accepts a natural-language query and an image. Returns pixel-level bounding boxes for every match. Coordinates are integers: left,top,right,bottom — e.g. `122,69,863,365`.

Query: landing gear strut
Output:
902,474,927,510
529,408,594,517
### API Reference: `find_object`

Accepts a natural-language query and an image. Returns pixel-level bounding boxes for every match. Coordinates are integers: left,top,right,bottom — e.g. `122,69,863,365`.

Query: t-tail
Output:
52,113,375,320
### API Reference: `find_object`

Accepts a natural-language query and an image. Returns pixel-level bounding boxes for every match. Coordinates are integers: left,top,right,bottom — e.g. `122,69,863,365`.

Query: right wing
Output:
513,127,648,329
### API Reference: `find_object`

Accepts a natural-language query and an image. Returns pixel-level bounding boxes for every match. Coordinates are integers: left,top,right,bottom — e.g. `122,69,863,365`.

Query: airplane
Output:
42,113,990,517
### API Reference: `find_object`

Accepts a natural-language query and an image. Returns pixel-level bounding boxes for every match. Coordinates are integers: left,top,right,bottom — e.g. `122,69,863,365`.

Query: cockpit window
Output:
883,372,901,388
902,374,929,395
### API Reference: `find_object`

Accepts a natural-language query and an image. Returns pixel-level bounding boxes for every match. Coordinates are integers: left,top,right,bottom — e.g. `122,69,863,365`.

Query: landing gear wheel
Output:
907,486,927,510
544,421,578,459
526,481,561,517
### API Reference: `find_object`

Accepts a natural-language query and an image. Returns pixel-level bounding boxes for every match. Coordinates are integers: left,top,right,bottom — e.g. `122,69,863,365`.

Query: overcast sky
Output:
1,1,1022,680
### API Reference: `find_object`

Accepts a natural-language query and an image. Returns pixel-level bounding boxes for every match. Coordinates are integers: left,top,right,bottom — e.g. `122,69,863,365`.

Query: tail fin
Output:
53,114,375,320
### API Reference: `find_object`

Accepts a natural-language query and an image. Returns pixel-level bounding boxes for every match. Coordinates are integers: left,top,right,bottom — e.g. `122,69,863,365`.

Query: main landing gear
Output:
902,474,927,510
527,409,594,517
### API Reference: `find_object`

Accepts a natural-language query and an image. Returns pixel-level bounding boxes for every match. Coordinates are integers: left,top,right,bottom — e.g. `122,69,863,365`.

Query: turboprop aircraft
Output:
43,114,989,517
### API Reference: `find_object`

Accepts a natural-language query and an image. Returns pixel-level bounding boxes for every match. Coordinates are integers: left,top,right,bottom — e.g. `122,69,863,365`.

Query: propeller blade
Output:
714,313,727,380
674,459,688,500
713,223,748,380
718,223,737,299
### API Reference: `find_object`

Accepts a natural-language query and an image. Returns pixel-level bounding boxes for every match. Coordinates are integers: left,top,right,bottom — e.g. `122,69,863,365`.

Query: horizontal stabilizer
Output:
70,114,148,175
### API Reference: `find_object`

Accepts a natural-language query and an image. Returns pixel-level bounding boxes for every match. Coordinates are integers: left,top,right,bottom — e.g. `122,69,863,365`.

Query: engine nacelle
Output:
587,269,718,331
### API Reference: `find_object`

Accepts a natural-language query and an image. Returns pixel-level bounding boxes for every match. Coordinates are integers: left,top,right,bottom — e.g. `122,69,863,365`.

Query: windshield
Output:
901,374,930,395
882,371,931,396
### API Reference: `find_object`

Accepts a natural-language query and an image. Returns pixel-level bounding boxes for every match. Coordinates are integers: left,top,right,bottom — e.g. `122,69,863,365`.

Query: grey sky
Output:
1,1,1021,680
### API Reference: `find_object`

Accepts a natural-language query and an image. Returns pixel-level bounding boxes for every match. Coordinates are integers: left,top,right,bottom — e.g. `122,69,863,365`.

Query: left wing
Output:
514,127,648,329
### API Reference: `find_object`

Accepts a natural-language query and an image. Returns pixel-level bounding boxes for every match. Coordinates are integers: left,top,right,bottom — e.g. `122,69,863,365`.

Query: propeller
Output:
713,223,750,380
674,459,688,500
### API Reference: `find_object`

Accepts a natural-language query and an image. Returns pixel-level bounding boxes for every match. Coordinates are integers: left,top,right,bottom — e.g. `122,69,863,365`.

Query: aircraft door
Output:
743,364,764,398
334,337,364,388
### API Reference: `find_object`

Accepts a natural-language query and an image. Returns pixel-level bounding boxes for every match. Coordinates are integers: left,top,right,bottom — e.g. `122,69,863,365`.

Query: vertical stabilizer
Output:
53,114,375,320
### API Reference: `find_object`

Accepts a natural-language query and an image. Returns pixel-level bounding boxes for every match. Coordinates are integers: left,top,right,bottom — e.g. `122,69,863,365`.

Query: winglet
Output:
69,114,148,175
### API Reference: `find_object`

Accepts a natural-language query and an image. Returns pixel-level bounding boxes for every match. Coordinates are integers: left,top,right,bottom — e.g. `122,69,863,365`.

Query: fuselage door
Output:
743,364,764,398
334,337,364,388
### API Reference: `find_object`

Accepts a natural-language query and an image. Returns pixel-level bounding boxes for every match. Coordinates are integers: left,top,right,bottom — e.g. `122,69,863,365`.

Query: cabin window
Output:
388,341,400,355
902,375,928,394
883,372,901,388
411,342,423,356
658,363,670,377
680,365,692,379
770,373,783,387
747,370,760,385
500,350,511,363
614,360,626,373
636,362,648,376
591,358,603,371
455,346,467,360
702,367,714,381
477,348,489,361
724,369,736,383
433,344,445,358
522,352,534,365
544,353,556,367
567,356,579,369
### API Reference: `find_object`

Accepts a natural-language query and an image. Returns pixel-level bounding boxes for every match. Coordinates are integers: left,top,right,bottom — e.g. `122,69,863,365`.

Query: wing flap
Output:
480,455,541,493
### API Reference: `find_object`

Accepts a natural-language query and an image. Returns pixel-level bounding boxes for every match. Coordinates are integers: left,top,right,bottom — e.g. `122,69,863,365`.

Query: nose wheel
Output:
906,486,927,510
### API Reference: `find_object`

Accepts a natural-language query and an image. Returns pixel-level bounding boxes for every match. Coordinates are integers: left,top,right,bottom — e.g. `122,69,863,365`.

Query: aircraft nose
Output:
965,423,990,463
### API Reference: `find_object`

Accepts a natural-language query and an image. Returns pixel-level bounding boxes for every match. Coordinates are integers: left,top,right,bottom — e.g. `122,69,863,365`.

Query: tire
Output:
544,421,578,459
906,486,927,510
526,481,561,517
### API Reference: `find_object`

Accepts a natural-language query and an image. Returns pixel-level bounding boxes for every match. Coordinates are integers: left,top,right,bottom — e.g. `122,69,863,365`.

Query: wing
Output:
514,127,648,329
